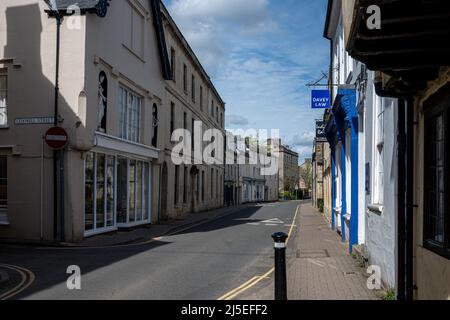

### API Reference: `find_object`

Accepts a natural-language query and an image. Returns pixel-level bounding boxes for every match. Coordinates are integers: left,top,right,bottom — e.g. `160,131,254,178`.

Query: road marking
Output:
0,264,35,300
261,218,284,224
220,268,275,301
246,218,289,227
217,204,301,300
217,277,260,300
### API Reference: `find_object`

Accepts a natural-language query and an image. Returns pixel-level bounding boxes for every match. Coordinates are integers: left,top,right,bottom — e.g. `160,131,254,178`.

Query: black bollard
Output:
272,232,288,300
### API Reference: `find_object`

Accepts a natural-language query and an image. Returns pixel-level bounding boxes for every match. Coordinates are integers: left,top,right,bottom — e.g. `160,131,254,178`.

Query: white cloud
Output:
226,114,249,127
163,0,330,164
169,0,272,27
293,146,313,163
291,131,315,148
166,0,276,75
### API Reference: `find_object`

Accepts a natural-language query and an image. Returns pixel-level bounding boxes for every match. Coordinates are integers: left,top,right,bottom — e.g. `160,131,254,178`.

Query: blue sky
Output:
162,0,330,163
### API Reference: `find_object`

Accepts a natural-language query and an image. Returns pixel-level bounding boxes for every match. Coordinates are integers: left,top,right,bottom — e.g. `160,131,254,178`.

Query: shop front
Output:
84,133,158,237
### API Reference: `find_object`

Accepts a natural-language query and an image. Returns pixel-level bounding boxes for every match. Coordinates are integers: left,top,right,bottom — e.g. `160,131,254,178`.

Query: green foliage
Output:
383,290,396,301
317,199,324,212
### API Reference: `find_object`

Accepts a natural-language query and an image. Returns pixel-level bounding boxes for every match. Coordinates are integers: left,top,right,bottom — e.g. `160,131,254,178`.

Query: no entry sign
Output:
45,127,68,150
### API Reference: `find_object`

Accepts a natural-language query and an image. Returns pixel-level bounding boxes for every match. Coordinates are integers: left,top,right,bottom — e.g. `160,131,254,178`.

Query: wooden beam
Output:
353,47,450,57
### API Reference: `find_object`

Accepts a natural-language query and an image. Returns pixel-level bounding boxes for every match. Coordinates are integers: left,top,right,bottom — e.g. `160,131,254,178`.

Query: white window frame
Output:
124,1,145,60
0,155,8,225
372,93,385,206
0,71,7,127
84,152,118,237
84,152,152,237
335,143,342,226
119,86,142,143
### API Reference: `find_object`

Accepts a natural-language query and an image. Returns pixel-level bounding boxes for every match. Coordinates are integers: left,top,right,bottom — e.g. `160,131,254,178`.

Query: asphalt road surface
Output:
0,201,300,300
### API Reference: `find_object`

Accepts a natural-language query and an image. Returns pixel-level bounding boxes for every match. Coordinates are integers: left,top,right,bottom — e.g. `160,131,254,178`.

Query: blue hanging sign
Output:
311,90,331,109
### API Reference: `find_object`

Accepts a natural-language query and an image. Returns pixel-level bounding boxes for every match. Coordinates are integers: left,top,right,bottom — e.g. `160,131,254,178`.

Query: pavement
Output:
240,201,381,300
0,201,382,300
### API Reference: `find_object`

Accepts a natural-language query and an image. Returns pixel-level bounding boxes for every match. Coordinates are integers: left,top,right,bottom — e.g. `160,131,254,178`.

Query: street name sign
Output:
311,90,331,109
15,117,55,125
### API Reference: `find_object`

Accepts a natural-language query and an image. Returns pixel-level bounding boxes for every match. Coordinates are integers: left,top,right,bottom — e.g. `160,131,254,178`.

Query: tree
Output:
299,161,313,191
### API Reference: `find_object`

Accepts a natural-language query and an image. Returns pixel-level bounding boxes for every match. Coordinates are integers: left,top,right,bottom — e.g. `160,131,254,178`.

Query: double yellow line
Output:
0,264,35,300
217,204,300,301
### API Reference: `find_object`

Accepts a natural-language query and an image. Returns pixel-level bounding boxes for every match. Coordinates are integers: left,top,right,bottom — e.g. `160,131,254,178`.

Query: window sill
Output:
0,125,9,130
122,44,145,63
367,204,384,215
422,242,450,260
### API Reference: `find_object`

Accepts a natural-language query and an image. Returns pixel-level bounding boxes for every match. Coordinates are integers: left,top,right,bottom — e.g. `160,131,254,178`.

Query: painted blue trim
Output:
340,141,346,242
331,88,359,250
349,132,359,253
331,146,336,230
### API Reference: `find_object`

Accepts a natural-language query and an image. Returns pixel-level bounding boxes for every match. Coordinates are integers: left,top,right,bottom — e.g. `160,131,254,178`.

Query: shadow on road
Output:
164,206,263,236
0,239,172,299
0,206,268,299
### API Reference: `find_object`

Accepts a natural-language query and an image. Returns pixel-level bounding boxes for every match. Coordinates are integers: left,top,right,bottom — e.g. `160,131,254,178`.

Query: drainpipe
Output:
41,137,44,240
53,13,62,240
406,97,414,300
398,97,415,301
397,98,406,300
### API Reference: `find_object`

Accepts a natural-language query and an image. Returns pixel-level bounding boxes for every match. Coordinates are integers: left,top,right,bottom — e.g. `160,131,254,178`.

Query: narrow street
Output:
0,202,299,300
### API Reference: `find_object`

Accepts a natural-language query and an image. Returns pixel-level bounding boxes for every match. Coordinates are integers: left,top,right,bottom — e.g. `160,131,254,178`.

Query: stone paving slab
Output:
243,202,381,300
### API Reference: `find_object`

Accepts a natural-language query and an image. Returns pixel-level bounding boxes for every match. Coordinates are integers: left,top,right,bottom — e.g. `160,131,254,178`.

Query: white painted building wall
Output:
363,71,398,290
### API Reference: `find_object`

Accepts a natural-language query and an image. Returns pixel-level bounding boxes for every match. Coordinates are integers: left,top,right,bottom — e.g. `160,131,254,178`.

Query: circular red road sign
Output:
45,127,68,150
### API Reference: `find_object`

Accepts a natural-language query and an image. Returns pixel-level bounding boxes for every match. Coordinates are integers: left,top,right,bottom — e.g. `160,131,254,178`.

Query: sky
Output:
162,0,330,163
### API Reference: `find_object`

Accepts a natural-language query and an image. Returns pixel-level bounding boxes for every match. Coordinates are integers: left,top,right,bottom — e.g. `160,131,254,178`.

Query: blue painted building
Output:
325,87,359,252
